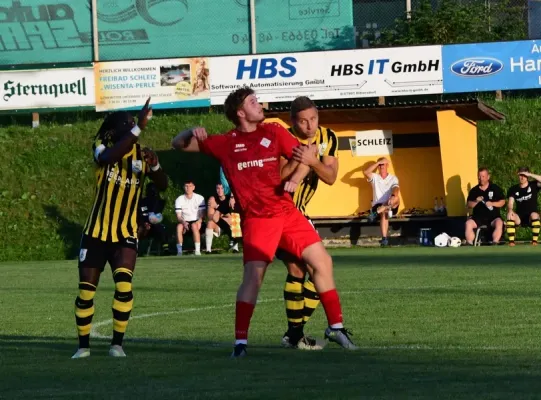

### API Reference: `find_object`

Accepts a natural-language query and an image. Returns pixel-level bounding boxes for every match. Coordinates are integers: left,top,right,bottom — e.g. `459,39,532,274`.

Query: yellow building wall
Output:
436,110,478,217
266,118,448,218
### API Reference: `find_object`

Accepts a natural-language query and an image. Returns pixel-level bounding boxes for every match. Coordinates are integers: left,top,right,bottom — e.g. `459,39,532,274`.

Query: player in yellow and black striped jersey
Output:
278,96,339,350
289,125,338,215
72,99,168,359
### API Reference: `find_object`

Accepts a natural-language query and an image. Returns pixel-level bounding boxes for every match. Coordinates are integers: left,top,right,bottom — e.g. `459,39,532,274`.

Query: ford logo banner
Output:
450,57,504,77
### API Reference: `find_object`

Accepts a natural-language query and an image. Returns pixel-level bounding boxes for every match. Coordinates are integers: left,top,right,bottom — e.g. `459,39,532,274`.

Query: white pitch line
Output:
90,282,517,340
90,298,279,340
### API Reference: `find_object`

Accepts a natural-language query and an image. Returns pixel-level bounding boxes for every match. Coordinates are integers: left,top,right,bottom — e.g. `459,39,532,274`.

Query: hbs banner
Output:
442,40,541,93
0,0,354,67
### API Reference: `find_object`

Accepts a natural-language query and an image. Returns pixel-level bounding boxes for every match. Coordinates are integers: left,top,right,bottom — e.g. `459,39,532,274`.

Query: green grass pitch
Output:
2,246,541,399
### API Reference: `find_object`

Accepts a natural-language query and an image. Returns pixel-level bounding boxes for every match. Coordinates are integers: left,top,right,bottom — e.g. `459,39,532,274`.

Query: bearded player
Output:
71,99,168,359
172,87,357,358
277,96,339,350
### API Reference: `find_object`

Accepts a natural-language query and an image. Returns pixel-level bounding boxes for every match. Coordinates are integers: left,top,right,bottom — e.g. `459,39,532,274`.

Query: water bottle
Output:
434,197,439,213
482,200,494,211
425,228,432,246
440,197,446,213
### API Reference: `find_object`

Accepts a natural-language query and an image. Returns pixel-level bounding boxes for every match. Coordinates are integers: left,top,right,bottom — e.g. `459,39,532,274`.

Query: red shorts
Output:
241,208,321,264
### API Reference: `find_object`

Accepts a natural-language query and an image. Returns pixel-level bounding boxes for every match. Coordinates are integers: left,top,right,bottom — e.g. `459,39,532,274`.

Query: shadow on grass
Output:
2,334,541,400
332,251,541,269
43,205,83,260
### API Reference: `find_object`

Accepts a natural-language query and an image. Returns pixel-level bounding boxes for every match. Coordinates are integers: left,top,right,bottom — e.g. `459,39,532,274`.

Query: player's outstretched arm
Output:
171,127,205,152
281,158,311,193
280,158,300,180
96,98,152,165
289,162,311,184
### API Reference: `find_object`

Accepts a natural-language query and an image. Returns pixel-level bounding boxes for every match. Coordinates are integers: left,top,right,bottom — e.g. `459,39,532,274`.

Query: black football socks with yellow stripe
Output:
75,282,97,349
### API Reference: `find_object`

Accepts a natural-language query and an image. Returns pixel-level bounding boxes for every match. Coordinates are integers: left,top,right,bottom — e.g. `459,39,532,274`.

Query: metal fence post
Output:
92,0,100,61
406,0,412,19
249,0,257,54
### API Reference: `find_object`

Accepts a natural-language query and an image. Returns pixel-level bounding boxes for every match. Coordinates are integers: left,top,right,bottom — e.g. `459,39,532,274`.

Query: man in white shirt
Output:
363,157,400,246
175,180,206,255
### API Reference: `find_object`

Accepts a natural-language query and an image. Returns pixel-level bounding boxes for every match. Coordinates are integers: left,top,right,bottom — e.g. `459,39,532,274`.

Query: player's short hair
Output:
518,166,530,174
224,86,255,125
290,96,317,120
184,180,194,185
377,157,388,163
478,167,489,174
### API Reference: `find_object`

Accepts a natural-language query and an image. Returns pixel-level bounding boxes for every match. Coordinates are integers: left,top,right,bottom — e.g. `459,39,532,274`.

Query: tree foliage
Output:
372,0,527,46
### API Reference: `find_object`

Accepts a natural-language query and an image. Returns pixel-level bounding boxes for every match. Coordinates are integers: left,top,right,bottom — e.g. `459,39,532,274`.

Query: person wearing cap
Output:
506,167,541,246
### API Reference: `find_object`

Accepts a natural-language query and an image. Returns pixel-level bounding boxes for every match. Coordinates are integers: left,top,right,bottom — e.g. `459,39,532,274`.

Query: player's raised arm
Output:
522,170,541,186
94,98,152,166
363,159,383,181
171,127,208,152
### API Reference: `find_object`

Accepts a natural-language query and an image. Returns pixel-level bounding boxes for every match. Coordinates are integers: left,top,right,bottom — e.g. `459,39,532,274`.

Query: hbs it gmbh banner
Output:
0,0,354,67
442,40,541,93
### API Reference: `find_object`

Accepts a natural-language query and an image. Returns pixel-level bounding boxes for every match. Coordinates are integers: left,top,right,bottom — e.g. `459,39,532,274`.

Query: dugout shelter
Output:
264,96,505,244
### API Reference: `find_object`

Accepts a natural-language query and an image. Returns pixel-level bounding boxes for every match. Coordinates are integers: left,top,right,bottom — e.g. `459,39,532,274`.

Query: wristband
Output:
150,163,161,172
131,125,141,137
94,144,106,161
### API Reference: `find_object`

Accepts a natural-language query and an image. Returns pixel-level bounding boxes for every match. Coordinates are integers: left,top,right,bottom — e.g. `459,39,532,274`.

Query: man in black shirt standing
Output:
465,167,505,245
506,167,541,246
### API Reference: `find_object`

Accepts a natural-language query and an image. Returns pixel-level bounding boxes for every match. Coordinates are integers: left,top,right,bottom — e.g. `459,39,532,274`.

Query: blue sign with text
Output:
442,40,541,93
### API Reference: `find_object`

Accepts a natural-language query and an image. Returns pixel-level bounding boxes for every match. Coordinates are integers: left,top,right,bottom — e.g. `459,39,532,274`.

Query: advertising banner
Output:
0,67,95,110
442,40,541,93
209,45,443,104
0,0,353,66
0,0,93,65
94,58,210,112
355,130,393,156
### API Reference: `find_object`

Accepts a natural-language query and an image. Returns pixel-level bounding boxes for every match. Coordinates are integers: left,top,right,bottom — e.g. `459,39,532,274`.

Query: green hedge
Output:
476,97,541,241
0,111,232,261
2,96,541,261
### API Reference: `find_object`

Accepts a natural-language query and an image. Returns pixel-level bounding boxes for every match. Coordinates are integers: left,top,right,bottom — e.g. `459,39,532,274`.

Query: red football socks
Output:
235,301,255,342
319,289,344,326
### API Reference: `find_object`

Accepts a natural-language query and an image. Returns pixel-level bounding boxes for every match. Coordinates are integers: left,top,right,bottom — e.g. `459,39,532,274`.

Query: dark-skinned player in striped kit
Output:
72,98,168,359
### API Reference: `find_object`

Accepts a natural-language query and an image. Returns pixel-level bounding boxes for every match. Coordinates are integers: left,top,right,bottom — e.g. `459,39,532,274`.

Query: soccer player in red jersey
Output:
172,87,357,357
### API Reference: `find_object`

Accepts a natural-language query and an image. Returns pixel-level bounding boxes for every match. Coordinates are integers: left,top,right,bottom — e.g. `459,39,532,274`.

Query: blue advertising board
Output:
442,40,541,93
